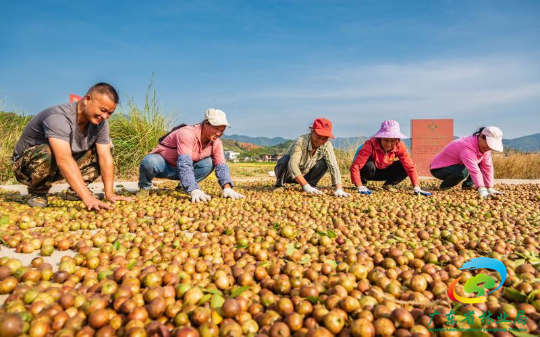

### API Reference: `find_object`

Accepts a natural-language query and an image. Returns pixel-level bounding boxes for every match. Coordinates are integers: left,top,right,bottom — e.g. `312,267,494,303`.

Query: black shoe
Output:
27,194,48,207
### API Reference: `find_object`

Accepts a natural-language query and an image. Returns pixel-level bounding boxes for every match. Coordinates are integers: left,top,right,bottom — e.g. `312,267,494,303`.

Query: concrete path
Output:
0,181,141,196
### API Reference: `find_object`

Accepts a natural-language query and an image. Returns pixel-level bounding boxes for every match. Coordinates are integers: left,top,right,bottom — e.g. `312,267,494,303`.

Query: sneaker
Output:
382,184,397,193
27,194,48,208
136,188,150,197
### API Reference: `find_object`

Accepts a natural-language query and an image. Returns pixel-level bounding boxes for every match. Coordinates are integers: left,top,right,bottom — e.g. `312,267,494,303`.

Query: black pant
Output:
430,164,473,189
361,160,408,186
274,155,328,187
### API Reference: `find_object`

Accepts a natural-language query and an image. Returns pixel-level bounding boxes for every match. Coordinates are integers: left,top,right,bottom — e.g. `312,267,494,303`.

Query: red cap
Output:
312,118,335,139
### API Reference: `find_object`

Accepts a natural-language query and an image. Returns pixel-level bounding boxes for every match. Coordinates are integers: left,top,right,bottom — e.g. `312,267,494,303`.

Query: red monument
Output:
411,119,454,176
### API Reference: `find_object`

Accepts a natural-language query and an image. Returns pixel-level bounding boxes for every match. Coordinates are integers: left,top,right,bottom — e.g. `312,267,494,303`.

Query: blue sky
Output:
1,0,539,139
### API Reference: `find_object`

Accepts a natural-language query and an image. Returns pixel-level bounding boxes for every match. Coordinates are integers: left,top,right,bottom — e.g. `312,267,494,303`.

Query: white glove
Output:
334,189,349,197
488,188,504,195
303,184,323,195
357,186,372,195
413,186,432,196
478,187,489,198
223,187,245,200
190,189,211,203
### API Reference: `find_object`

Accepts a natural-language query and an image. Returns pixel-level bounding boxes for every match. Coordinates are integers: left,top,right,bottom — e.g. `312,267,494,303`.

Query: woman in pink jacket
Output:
430,126,504,198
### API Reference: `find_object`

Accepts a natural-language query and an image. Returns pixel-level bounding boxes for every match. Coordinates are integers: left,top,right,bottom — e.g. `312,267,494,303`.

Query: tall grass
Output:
0,111,32,183
109,81,171,179
493,152,540,179
334,140,362,184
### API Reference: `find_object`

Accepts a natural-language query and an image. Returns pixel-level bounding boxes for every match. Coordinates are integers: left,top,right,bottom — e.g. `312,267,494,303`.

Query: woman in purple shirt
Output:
430,126,504,198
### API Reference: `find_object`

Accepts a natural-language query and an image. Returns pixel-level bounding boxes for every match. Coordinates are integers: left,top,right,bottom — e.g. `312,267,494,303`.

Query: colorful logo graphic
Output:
448,257,507,303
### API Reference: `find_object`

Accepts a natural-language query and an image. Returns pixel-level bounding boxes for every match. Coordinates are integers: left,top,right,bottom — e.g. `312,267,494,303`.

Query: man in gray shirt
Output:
12,83,132,209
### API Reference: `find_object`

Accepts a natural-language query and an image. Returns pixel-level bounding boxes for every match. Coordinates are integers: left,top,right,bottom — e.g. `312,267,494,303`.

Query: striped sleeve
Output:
287,137,306,179
323,143,342,186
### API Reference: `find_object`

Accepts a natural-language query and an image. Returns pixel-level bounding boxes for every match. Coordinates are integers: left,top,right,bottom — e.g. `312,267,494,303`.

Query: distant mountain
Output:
503,133,540,153
221,139,261,152
224,133,540,153
222,134,289,147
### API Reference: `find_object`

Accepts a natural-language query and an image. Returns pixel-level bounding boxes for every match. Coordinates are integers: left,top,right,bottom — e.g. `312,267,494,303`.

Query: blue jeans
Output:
138,154,213,190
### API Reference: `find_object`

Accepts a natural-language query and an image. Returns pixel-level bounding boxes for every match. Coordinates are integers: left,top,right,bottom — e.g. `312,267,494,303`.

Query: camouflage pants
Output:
12,144,101,195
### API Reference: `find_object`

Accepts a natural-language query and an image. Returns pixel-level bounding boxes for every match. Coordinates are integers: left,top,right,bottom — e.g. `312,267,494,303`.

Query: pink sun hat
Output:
372,120,408,139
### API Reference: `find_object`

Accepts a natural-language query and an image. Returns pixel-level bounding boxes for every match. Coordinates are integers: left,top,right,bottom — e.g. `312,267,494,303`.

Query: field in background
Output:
1,90,540,183
493,151,540,179
229,162,275,179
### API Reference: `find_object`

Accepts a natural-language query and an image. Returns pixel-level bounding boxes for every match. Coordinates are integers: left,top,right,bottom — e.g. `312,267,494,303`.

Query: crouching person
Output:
350,120,431,196
12,83,133,210
430,126,504,198
137,109,245,203
274,118,348,197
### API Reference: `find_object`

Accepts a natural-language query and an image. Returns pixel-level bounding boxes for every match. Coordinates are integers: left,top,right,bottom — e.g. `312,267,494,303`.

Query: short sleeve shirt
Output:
12,102,110,162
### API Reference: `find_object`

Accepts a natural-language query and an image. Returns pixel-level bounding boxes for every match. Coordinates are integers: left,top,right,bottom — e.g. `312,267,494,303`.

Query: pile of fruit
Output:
0,180,539,336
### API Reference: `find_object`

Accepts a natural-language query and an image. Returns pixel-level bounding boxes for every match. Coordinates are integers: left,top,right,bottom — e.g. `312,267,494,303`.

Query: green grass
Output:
233,162,275,167
229,162,276,178
109,81,171,180
0,111,32,183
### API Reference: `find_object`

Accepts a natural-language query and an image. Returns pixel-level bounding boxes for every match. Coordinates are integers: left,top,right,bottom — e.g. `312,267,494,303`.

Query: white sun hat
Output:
481,126,503,152
205,108,230,127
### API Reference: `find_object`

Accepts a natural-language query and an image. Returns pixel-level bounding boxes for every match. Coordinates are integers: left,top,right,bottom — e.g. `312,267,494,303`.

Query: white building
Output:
224,151,240,161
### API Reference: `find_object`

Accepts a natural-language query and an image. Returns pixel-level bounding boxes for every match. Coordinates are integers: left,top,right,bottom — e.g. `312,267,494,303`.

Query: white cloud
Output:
224,56,540,138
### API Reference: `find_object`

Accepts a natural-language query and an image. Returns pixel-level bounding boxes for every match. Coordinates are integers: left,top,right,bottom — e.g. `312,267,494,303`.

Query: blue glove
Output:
414,186,432,196
357,186,372,195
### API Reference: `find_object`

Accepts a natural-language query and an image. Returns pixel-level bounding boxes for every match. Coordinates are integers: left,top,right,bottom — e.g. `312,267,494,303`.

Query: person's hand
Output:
303,184,323,195
478,187,489,198
223,187,245,200
106,194,134,203
357,186,372,195
190,189,211,203
334,189,349,197
413,186,432,196
488,188,504,195
83,196,112,211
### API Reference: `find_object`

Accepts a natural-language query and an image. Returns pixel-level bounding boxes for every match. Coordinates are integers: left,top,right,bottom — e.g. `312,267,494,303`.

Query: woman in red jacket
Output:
350,120,431,196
